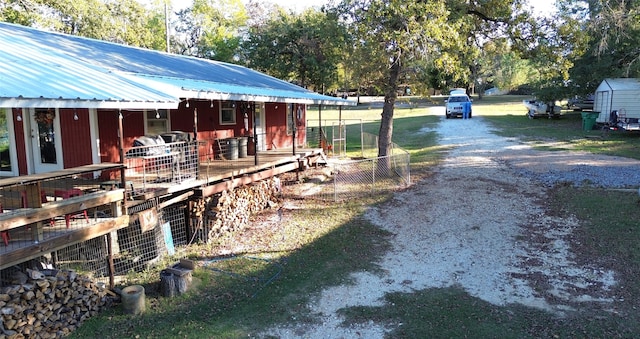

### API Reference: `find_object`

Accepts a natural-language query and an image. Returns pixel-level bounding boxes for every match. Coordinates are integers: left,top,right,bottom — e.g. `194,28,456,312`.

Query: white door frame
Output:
254,103,266,151
28,107,64,173
0,108,19,176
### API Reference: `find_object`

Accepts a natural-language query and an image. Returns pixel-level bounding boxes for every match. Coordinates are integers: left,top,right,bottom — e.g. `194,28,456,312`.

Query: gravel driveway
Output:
262,110,640,338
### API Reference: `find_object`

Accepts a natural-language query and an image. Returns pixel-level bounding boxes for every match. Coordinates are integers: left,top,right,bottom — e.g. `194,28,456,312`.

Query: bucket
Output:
226,137,239,160
237,137,248,158
121,285,146,315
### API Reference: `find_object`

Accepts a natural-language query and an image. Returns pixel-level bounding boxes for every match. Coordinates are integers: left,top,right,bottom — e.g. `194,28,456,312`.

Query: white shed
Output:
593,78,640,123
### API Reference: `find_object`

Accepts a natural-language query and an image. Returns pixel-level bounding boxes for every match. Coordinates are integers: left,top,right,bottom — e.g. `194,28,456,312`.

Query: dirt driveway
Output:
262,111,638,338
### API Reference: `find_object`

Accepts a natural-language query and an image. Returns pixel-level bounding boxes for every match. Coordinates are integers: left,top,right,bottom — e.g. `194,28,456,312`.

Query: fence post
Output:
333,163,338,202
371,157,376,193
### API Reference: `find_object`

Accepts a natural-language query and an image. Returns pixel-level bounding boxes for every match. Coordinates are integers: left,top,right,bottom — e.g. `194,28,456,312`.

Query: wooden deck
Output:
126,148,326,199
1,148,325,270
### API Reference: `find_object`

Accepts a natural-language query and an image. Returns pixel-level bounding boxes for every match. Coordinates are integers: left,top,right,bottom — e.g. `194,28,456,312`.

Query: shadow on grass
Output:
71,202,394,338
338,286,639,338
482,113,640,160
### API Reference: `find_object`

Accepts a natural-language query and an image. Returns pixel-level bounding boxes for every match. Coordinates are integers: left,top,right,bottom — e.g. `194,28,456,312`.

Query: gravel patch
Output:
259,110,639,338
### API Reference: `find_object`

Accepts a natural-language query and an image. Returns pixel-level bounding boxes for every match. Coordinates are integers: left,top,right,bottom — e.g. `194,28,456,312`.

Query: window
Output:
0,108,12,172
147,109,169,135
286,104,293,135
220,102,236,125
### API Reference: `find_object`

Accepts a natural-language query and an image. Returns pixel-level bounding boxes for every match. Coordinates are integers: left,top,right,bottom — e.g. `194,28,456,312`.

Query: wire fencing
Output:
38,199,189,286
1,130,409,286
283,132,411,202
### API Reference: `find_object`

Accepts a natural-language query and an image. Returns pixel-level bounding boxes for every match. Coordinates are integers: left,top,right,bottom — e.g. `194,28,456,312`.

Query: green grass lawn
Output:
72,95,640,338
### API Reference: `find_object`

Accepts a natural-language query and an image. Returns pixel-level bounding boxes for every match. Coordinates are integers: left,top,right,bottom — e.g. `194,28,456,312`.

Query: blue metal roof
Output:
0,22,353,108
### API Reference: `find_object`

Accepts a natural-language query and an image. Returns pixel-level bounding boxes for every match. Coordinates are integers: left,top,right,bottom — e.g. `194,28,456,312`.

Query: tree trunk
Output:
378,58,401,158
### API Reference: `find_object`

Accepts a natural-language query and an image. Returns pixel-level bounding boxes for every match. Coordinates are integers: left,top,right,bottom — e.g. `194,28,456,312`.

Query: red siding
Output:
97,109,144,163
12,108,27,175
97,110,120,163
264,103,306,149
170,100,246,159
60,108,92,168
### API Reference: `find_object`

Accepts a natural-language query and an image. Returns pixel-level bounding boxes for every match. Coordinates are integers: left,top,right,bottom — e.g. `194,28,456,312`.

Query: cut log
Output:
159,270,176,297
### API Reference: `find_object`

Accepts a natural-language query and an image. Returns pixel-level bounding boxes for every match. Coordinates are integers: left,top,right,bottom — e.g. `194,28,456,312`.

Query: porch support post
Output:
339,105,343,156
117,110,126,205
292,103,296,156
193,107,199,177
318,104,322,148
253,103,258,166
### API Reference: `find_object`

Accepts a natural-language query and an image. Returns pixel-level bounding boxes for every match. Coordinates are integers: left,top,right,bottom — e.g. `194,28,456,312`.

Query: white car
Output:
445,93,472,119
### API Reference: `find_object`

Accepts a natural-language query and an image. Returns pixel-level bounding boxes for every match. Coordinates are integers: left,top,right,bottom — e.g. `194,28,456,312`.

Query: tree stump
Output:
159,270,176,297
159,266,192,297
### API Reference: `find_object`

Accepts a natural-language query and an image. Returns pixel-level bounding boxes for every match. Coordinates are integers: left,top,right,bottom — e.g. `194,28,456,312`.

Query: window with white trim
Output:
220,102,236,125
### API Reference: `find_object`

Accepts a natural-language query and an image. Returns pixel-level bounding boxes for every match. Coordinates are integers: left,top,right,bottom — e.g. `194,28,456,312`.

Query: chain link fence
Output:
284,131,411,202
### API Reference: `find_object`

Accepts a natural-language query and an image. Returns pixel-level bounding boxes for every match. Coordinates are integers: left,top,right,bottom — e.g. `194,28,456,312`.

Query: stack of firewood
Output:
0,268,112,338
190,178,281,243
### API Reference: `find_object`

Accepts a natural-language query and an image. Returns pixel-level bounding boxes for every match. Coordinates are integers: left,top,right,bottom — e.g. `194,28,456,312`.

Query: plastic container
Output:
227,137,239,160
581,112,599,131
237,137,248,158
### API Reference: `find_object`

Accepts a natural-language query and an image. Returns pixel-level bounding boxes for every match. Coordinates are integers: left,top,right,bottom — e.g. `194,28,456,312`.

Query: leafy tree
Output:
1,0,166,49
558,0,640,97
241,7,347,92
1,0,40,26
333,0,530,158
479,39,538,93
172,0,247,62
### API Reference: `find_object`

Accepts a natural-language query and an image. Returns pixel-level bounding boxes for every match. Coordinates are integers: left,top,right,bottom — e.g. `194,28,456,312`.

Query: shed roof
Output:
598,78,640,92
0,22,353,109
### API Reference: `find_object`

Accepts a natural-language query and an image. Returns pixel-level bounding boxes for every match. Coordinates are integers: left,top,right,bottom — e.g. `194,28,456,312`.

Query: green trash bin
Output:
581,112,599,131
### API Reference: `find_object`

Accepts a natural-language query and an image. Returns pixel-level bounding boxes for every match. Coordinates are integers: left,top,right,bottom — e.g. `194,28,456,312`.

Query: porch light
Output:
210,100,213,108
16,113,22,122
185,99,190,108
155,109,160,119
73,109,79,121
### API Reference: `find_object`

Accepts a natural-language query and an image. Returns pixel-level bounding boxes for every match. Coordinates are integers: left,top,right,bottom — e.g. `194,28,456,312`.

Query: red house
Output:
0,22,353,273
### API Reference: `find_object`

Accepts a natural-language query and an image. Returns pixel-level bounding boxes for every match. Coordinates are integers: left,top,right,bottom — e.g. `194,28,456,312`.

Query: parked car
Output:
567,94,594,111
445,93,472,119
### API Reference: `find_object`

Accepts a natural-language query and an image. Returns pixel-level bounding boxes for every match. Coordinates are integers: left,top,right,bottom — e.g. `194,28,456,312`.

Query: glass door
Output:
30,108,63,173
254,103,266,151
0,108,17,175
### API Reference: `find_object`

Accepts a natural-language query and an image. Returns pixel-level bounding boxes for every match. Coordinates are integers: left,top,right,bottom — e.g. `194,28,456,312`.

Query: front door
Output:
254,103,266,151
29,108,63,173
0,108,18,176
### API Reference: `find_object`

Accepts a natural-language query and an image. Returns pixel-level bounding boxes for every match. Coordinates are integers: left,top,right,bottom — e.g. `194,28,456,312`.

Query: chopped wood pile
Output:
190,177,282,242
0,268,112,338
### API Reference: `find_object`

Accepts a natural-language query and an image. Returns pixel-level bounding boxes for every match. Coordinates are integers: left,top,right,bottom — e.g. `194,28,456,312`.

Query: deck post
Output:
193,107,199,177
253,103,258,166
318,104,322,148
118,109,127,205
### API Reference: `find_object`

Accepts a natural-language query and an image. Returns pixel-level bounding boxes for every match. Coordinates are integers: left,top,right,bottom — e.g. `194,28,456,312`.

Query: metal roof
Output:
599,78,640,92
0,22,353,109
